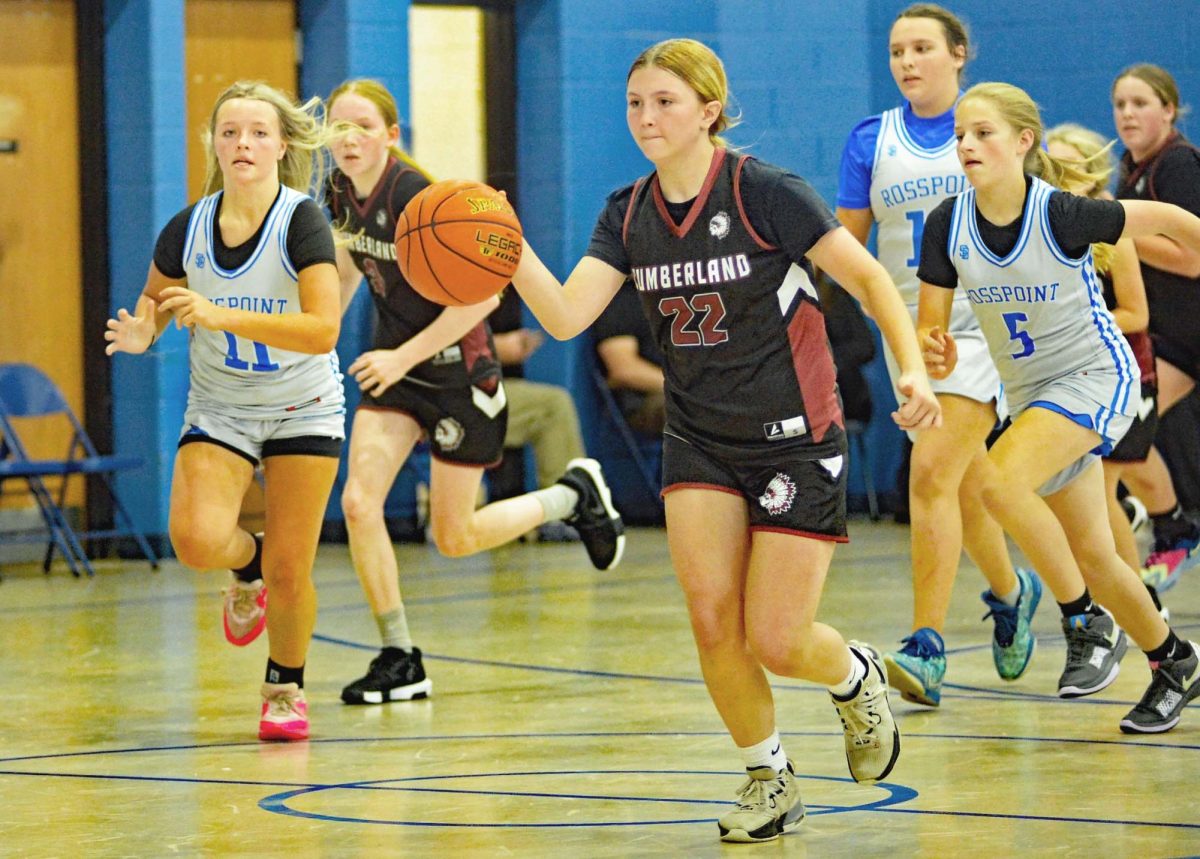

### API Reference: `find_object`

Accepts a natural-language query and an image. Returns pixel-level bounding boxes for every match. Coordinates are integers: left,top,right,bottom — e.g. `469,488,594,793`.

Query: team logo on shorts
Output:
376,209,388,228
434,417,465,451
195,253,206,270
709,211,730,240
758,472,797,516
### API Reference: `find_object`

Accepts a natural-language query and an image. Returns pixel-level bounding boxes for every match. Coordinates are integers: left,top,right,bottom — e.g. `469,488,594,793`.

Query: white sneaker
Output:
831,642,901,783
717,761,804,842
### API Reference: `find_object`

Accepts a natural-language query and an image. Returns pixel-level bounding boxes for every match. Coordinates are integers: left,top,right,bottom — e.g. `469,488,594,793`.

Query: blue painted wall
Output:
105,0,1200,535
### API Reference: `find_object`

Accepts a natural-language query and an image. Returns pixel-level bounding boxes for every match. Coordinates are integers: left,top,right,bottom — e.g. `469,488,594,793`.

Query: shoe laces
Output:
733,771,784,811
225,581,262,616
982,597,1018,647
898,633,940,660
264,689,303,719
834,683,885,747
1064,619,1106,662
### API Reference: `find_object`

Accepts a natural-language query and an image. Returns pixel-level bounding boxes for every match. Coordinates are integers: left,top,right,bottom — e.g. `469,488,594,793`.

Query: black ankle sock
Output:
1058,590,1098,619
233,533,264,583
266,658,305,689
1145,630,1183,664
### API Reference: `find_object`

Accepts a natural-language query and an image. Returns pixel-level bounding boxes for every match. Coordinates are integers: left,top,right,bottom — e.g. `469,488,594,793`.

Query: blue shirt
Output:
837,101,958,210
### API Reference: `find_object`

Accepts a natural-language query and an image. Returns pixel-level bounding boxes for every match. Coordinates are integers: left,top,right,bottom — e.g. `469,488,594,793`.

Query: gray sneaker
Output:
1119,641,1200,734
717,761,804,843
831,642,900,784
1057,612,1127,698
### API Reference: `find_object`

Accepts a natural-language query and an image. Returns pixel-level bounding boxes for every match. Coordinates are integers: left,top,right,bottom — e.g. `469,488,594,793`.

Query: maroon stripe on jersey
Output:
343,157,417,222
458,323,501,396
733,156,776,252
651,148,728,238
622,177,648,246
787,301,843,443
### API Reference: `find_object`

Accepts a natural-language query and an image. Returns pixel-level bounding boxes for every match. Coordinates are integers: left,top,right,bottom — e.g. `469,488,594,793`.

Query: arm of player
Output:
104,262,183,356
157,261,342,354
1120,200,1200,278
835,207,874,248
1107,238,1150,334
808,226,941,431
349,295,501,397
916,281,957,380
335,243,364,315
510,242,626,340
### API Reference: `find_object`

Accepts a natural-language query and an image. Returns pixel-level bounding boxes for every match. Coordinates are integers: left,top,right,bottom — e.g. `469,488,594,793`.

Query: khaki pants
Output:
502,378,585,488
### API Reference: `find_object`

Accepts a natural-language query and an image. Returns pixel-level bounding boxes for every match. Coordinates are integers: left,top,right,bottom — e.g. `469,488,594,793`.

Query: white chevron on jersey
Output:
181,186,344,420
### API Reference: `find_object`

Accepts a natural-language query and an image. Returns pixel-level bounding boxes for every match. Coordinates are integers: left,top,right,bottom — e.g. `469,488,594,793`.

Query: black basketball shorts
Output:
661,430,848,541
361,377,508,466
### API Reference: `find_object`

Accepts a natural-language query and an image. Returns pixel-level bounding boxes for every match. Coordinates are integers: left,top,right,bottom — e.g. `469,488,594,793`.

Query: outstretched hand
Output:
104,301,158,356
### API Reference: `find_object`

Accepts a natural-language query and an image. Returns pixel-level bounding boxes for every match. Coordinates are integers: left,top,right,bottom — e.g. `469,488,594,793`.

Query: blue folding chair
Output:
0,363,159,577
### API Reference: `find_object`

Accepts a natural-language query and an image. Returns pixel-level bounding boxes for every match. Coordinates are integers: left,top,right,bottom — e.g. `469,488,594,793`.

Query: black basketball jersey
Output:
329,157,500,391
617,150,843,454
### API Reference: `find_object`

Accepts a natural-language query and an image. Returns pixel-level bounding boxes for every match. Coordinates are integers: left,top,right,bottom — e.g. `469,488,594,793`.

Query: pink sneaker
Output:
259,682,308,741
223,576,267,646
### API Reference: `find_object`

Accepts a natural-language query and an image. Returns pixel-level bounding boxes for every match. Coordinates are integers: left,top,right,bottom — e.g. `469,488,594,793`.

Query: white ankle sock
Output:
994,579,1022,606
532,484,578,522
738,730,787,772
828,647,867,698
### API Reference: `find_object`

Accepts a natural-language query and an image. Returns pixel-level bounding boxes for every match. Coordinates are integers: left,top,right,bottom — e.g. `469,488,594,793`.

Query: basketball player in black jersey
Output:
508,40,941,843
325,80,624,707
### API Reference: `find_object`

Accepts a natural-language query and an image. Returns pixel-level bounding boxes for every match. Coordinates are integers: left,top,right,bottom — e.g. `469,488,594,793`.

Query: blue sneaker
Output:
883,628,945,707
981,568,1042,681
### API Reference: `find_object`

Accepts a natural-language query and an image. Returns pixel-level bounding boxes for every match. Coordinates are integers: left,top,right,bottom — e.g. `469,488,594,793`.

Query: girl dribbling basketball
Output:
509,39,941,843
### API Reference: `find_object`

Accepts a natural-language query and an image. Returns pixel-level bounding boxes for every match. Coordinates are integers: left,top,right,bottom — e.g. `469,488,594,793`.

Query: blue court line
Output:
5,728,1194,767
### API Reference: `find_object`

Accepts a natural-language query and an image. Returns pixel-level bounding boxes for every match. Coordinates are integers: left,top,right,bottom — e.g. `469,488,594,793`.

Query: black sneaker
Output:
1057,612,1127,698
341,647,432,705
1120,641,1200,734
556,458,625,570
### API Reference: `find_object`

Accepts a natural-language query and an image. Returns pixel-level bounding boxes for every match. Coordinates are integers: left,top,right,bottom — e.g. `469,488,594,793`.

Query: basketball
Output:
393,179,523,306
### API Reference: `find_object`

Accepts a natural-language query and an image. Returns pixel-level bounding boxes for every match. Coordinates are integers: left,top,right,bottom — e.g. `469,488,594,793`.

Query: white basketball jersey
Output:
948,177,1135,419
181,187,344,419
869,107,972,315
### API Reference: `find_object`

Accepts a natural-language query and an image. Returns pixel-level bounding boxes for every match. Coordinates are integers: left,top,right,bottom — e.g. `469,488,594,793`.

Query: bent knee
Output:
169,525,225,570
747,623,813,675
341,486,383,525
431,525,477,558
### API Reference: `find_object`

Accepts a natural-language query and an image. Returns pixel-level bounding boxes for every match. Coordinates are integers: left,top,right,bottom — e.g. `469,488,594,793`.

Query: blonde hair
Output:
1046,122,1119,274
627,38,740,149
1113,63,1188,124
959,83,1111,194
894,4,973,81
326,79,434,181
202,80,333,197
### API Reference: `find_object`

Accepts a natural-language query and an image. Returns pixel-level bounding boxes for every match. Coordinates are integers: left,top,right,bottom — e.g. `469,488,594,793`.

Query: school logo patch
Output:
758,472,797,516
887,144,897,157
709,211,730,240
434,417,465,451
195,253,206,270
959,244,970,260
376,209,388,228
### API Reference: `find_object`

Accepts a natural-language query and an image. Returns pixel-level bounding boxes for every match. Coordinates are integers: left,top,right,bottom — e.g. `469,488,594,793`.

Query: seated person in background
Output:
594,280,666,435
489,290,587,540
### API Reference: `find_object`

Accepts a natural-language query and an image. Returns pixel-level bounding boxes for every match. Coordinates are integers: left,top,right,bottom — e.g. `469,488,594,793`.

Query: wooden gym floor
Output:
1,521,1197,857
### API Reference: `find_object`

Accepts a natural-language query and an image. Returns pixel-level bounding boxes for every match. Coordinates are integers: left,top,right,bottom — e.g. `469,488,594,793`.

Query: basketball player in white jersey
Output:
105,82,345,742
918,82,1200,733
837,4,1037,708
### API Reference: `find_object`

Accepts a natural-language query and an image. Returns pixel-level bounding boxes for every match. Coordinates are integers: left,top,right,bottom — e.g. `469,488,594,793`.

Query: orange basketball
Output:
393,179,523,306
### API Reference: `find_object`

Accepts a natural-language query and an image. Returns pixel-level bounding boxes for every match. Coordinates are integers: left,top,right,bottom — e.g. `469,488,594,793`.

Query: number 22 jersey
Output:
587,149,844,456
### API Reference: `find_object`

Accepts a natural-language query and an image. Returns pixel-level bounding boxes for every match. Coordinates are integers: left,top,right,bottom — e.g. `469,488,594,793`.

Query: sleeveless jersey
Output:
181,186,345,420
947,177,1135,420
869,106,973,323
328,158,501,391
622,150,842,453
